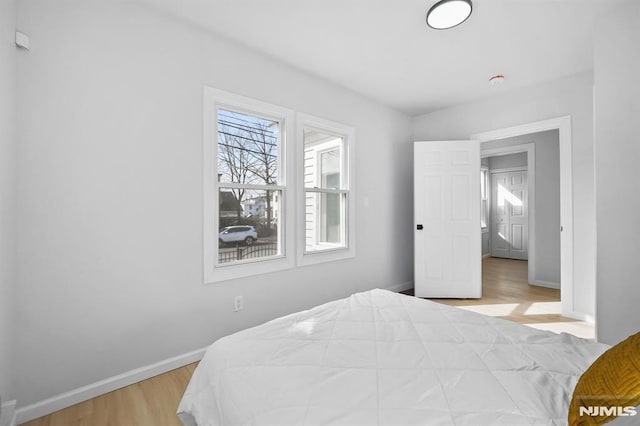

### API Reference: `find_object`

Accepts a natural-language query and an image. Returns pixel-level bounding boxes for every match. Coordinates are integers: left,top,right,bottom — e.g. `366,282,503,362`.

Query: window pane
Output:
480,169,489,228
305,191,346,252
217,109,279,185
321,149,340,188
218,188,281,264
481,199,488,228
303,129,343,189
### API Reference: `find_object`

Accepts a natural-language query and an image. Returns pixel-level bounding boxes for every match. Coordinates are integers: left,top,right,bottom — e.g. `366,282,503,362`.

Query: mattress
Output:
177,289,608,425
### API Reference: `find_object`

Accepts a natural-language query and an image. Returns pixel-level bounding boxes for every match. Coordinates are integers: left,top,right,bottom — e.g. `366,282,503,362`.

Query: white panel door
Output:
491,173,511,259
414,141,481,298
491,171,529,260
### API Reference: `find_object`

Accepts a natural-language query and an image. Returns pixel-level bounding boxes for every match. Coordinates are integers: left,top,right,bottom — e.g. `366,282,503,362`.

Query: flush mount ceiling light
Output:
426,0,473,30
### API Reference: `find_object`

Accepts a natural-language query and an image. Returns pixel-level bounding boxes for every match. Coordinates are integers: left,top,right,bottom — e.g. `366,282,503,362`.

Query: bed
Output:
177,289,610,425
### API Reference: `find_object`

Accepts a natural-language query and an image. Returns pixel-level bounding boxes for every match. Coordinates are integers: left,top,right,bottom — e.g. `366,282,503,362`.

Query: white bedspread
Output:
177,289,608,426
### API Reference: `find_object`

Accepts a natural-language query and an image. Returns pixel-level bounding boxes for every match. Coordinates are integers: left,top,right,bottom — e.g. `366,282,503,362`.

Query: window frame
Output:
203,87,295,283
480,165,490,230
296,113,356,266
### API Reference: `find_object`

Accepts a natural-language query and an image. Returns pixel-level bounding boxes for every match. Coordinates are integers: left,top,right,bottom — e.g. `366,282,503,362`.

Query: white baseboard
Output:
1,400,17,426
385,281,413,293
531,280,560,289
482,254,491,259
563,310,595,323
16,347,207,424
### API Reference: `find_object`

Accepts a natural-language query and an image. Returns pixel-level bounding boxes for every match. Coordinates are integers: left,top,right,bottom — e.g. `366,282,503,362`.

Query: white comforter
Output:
177,289,608,426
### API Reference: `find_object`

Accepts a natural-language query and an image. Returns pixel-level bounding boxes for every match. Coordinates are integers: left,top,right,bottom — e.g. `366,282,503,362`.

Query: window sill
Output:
297,246,355,267
205,255,294,284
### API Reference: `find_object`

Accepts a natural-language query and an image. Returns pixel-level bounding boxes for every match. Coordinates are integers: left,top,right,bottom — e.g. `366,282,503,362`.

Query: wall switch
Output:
234,296,243,312
15,31,30,50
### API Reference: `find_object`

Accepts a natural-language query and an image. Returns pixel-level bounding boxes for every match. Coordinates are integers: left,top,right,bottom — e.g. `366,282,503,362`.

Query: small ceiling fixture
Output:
426,0,473,30
489,74,505,85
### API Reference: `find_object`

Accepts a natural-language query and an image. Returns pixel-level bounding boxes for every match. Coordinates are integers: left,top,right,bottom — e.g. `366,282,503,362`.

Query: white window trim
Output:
296,113,356,267
203,87,295,283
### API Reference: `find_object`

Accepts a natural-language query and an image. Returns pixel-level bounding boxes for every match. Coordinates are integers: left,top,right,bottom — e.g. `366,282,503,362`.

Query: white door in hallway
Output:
414,140,481,298
491,171,528,260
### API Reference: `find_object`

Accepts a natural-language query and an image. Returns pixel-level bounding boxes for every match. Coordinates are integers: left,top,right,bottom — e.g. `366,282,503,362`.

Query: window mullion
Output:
218,182,286,191
304,188,348,195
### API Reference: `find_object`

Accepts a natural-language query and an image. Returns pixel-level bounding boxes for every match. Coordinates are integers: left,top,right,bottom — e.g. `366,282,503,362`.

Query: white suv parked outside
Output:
219,225,258,246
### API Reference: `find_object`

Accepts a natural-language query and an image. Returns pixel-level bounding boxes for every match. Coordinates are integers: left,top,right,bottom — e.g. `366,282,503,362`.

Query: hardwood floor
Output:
407,257,595,339
22,257,594,426
21,363,197,426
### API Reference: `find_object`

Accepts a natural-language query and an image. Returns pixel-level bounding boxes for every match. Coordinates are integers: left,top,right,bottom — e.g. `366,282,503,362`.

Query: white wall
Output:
0,0,17,408
488,152,527,170
594,0,640,345
483,130,561,285
481,232,490,257
15,0,413,407
413,71,595,318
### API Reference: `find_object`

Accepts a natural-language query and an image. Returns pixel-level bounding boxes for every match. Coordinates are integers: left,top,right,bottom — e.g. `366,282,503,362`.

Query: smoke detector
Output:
489,74,505,85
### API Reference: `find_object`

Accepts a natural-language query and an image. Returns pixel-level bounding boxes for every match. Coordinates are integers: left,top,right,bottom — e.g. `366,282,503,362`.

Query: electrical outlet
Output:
234,296,243,312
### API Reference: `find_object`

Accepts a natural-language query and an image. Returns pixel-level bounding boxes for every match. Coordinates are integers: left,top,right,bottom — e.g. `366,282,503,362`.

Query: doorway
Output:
471,116,581,320
481,144,535,277
490,164,529,261
480,134,561,289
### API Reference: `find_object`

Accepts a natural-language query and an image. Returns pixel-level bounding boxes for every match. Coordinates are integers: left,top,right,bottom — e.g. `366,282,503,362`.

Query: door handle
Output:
417,224,423,230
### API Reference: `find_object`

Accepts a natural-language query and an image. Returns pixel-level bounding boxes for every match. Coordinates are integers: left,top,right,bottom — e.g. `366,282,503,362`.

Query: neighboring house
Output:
242,197,267,218
242,195,267,218
242,193,279,222
304,133,342,251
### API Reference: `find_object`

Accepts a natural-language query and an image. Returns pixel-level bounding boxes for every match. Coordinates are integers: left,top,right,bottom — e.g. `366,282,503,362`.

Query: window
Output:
203,89,356,281
216,109,282,262
297,114,355,265
481,166,489,229
204,88,294,283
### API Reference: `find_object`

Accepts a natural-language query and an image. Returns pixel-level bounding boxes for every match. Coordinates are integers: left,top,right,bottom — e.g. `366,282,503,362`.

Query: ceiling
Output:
136,0,618,115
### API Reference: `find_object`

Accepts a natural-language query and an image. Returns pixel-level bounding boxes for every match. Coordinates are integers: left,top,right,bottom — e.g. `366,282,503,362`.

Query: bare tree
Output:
217,126,258,222
245,121,278,234
217,112,278,232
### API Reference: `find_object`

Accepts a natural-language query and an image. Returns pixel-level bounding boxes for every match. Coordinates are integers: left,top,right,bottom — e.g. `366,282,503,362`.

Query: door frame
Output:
471,115,581,321
482,144,536,283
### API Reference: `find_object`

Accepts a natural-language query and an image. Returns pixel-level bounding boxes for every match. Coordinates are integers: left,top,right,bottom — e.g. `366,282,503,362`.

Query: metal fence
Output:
218,243,279,264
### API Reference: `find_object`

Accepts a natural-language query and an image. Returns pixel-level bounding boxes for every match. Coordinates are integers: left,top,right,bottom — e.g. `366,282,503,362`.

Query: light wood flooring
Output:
408,257,595,339
21,364,197,426
22,257,594,426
